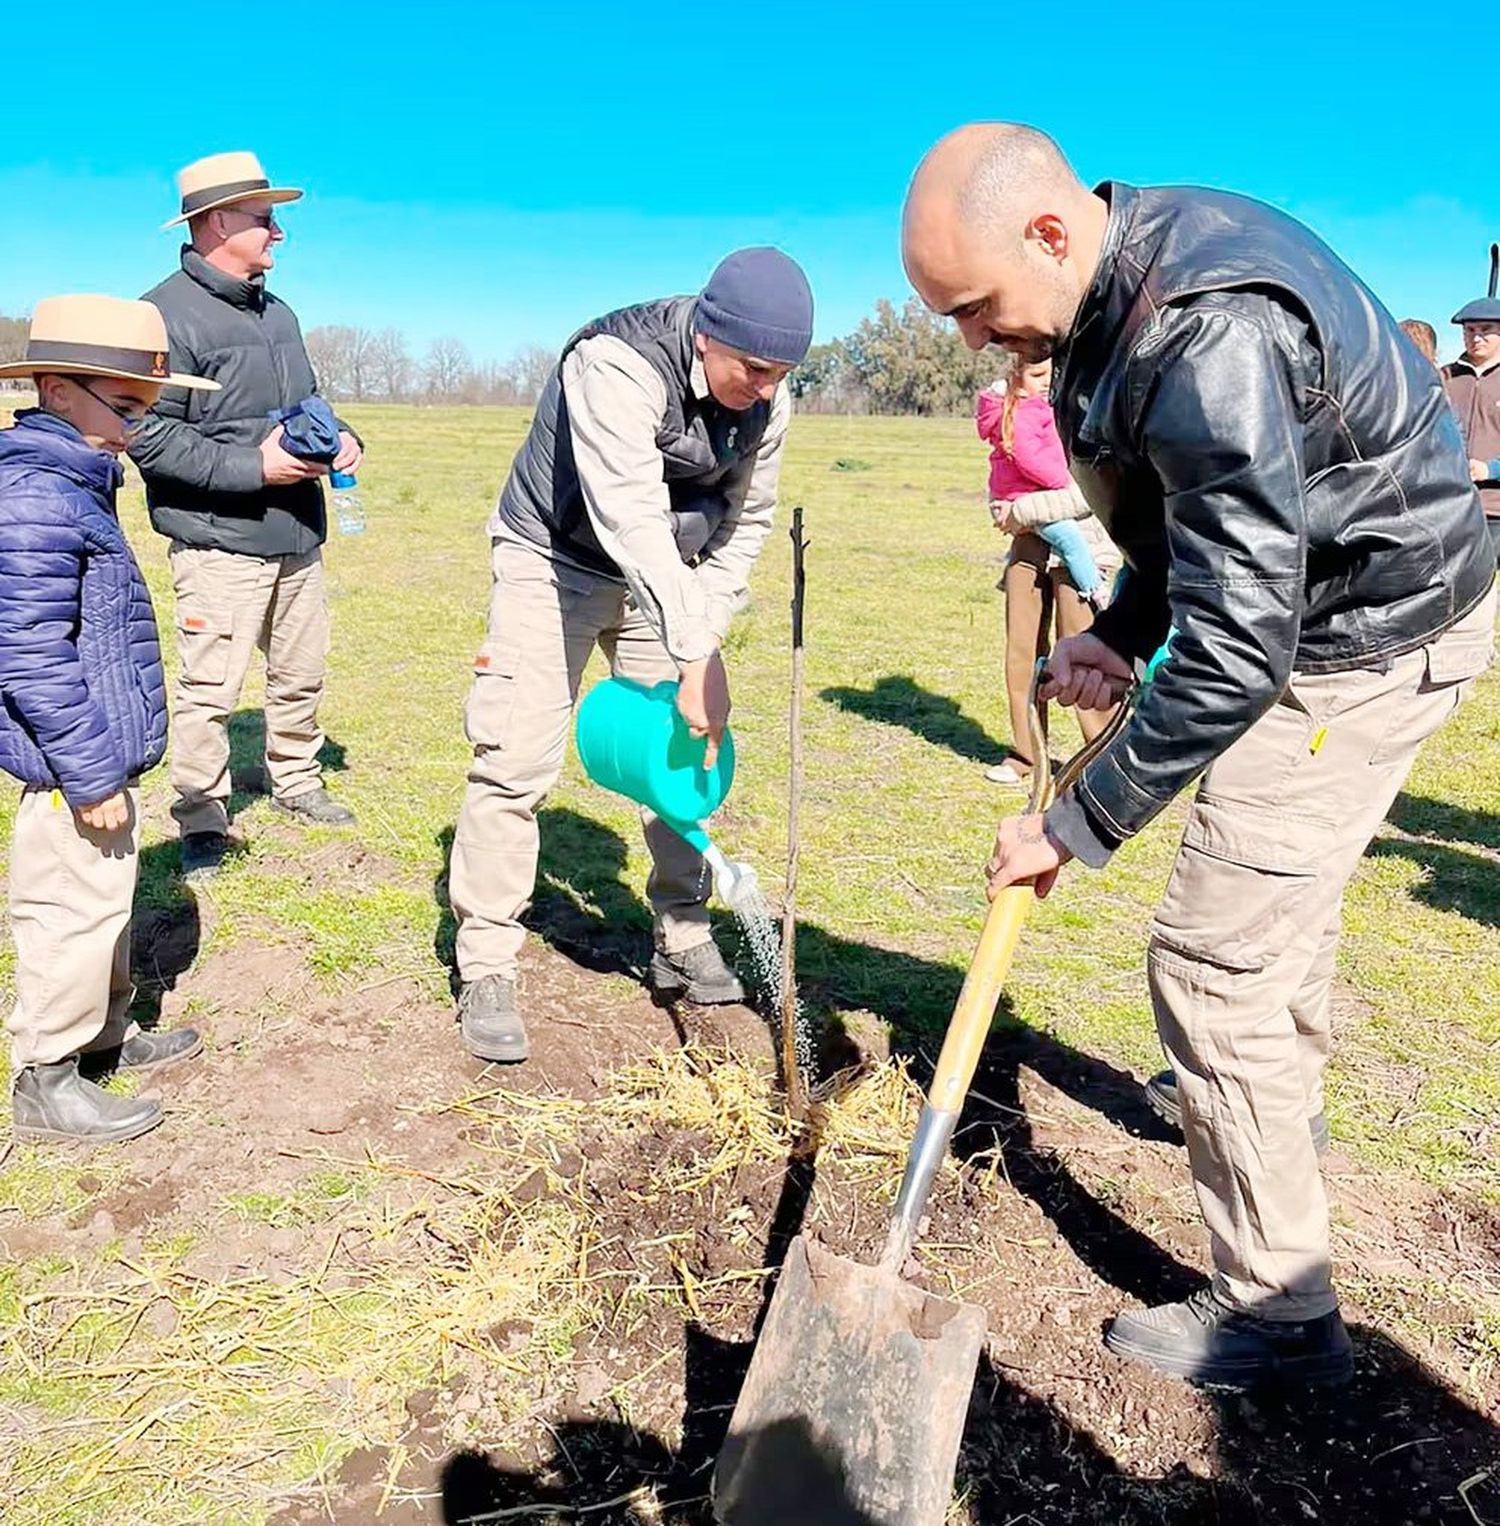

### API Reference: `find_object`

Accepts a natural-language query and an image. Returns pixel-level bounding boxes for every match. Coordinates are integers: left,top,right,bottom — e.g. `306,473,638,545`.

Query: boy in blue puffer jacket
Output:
0,296,218,1143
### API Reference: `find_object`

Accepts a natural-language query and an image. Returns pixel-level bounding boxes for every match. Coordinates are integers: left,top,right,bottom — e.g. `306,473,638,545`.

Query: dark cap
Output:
695,248,814,366
1452,297,1500,325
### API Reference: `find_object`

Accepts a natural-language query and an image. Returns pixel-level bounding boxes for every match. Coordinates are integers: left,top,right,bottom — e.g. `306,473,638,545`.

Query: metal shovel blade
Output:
713,1235,986,1526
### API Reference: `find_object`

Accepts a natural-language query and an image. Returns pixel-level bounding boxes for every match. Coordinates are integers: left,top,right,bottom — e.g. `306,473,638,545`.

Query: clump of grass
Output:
1,1156,601,1524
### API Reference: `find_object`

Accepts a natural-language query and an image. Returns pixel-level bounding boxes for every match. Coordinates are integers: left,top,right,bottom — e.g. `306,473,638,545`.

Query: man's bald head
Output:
903,123,1108,363
910,124,1081,243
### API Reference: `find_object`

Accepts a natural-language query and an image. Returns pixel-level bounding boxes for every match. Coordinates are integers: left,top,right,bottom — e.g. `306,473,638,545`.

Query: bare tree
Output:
0,313,27,364
305,325,355,399
0,313,29,391
466,361,519,406
424,336,471,402
509,344,556,404
347,327,377,401
369,327,412,403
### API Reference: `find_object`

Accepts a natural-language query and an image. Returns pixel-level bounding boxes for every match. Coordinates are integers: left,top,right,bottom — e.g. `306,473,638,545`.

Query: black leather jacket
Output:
1047,182,1495,866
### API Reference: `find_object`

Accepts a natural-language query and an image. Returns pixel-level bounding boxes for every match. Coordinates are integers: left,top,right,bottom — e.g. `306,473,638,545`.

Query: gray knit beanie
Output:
694,247,814,366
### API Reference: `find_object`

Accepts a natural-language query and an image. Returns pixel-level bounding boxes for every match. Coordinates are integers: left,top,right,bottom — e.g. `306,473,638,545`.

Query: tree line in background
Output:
301,327,559,406
0,301,998,415
791,298,999,414
0,315,27,380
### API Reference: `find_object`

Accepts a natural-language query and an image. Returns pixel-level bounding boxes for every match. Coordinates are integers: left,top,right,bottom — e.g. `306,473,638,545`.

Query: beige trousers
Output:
449,538,711,982
6,785,141,1068
1004,532,1113,765
168,544,330,836
1148,584,1496,1318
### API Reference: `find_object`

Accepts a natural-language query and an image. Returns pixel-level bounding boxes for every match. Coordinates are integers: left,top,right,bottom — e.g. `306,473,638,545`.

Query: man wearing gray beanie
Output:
448,247,814,1064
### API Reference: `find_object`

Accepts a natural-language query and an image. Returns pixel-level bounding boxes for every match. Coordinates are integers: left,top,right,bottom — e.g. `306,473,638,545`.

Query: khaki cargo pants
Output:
449,538,711,982
169,544,330,836
1148,583,1496,1319
6,785,141,1068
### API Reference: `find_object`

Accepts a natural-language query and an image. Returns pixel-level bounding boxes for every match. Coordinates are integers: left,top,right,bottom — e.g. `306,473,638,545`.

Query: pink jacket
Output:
976,391,1071,500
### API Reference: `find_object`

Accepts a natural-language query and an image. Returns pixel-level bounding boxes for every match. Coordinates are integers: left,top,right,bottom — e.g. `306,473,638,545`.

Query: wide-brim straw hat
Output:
0,295,219,390
162,150,303,230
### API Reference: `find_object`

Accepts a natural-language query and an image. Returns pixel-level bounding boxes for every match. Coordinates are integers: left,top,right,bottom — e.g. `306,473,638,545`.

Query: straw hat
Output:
0,295,219,390
162,150,302,230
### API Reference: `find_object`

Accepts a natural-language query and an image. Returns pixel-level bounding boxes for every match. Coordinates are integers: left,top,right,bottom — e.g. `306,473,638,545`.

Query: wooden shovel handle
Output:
926,885,1033,1111
924,662,1138,1116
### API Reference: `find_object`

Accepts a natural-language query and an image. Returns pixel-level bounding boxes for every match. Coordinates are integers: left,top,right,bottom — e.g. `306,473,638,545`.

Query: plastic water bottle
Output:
330,470,366,536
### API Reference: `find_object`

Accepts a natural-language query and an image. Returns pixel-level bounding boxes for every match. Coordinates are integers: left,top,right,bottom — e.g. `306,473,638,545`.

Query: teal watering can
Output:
575,677,758,908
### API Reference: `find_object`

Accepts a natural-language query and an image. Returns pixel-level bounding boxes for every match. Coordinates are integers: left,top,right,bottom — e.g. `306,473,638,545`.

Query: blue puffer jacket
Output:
0,411,167,805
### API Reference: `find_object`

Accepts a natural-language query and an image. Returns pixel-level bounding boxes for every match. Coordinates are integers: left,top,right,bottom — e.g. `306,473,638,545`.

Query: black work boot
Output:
12,1058,163,1144
1145,1069,1331,1156
180,831,228,881
648,938,746,1005
1105,1285,1354,1389
457,975,529,1063
271,787,356,827
79,1027,203,1080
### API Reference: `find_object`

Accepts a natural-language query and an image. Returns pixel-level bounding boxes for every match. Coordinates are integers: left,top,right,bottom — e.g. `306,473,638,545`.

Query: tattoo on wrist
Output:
1018,816,1045,844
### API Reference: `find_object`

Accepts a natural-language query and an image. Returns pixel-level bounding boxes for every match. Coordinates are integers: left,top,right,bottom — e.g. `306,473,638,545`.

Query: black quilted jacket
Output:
131,249,352,558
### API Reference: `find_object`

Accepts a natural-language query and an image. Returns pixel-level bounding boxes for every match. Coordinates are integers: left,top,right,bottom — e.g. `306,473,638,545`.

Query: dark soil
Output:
9,886,1497,1526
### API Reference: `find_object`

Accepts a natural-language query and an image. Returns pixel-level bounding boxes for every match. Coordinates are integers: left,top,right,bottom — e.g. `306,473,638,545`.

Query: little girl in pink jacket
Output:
976,358,1104,603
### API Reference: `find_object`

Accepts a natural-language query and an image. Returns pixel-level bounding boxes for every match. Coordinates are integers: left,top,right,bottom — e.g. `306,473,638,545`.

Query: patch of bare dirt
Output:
10,890,1497,1526
268,1009,1500,1525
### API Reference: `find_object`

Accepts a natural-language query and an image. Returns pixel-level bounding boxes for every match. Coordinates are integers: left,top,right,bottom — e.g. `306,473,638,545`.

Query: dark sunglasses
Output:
225,206,280,231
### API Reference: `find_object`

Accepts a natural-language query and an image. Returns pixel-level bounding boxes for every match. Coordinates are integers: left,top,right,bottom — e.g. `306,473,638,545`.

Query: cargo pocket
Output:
176,610,234,689
463,638,521,748
1150,795,1334,973
1368,619,1495,768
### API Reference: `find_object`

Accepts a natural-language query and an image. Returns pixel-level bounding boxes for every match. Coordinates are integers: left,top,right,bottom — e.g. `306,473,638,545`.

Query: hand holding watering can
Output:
575,675,758,908
675,652,731,770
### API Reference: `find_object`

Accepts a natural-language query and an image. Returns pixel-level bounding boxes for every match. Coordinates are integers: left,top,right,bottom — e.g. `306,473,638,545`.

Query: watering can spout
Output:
701,841,760,912
662,822,758,910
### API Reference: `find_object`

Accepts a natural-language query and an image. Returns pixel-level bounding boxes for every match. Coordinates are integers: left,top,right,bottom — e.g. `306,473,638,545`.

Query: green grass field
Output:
0,404,1496,1522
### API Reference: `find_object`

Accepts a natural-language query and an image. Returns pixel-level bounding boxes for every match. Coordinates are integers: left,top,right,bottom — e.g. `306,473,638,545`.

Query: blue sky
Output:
1,0,1493,364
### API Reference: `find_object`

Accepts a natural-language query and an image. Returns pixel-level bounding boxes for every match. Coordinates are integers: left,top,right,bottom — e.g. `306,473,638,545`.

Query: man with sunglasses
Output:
131,152,363,880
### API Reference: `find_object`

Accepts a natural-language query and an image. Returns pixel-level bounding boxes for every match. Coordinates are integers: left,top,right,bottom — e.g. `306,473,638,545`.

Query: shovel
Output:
713,666,1133,1526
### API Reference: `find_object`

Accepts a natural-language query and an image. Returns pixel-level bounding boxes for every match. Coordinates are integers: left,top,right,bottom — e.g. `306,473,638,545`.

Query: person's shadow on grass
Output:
1386,790,1500,850
820,674,1009,768
431,808,658,995
129,841,202,1028
225,708,349,819
1366,788,1500,929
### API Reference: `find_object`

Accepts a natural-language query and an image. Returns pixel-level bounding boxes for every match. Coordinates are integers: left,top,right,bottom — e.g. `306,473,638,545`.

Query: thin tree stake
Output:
781,507,809,1119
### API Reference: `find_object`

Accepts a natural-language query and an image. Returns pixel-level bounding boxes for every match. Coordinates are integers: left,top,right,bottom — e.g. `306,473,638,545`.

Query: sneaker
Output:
984,761,1029,786
1105,1285,1354,1389
648,938,746,1005
270,788,356,827
457,975,529,1063
12,1058,164,1145
1145,1070,1330,1156
80,1028,203,1080
180,831,228,881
